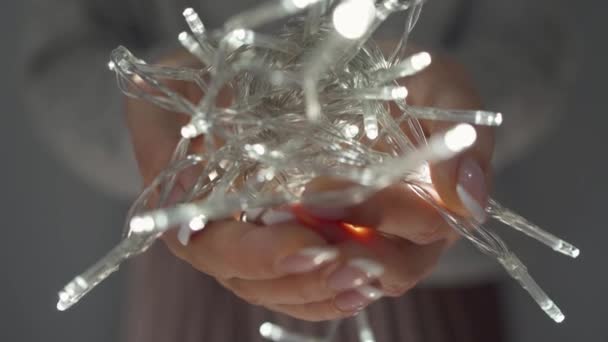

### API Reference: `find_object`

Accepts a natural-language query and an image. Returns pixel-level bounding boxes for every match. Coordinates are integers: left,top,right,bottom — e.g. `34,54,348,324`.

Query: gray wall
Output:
497,4,608,340
2,1,605,341
2,3,127,342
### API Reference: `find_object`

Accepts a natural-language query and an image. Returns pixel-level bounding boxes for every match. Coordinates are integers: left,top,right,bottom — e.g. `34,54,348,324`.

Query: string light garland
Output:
57,0,578,339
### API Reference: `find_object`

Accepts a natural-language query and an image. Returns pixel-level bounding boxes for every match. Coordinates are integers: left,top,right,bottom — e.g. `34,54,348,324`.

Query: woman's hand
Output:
125,49,494,321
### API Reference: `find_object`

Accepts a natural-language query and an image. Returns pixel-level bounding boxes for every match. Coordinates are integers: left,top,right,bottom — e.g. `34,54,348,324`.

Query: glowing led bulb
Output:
259,322,284,340
226,29,254,49
494,113,503,125
181,117,210,139
129,216,155,233
343,124,360,138
390,86,408,99
188,215,207,231
288,0,322,10
410,51,432,71
181,124,198,139
444,124,477,152
178,31,197,51
183,8,205,34
333,0,376,39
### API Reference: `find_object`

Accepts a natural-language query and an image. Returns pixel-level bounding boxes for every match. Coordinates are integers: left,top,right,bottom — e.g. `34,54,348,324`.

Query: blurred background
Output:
2,1,606,341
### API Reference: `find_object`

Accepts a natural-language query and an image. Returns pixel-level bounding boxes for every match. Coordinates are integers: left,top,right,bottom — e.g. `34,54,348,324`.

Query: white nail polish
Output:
277,246,339,273
355,285,383,300
348,258,384,278
299,247,339,265
177,225,191,246
456,184,486,223
261,209,295,225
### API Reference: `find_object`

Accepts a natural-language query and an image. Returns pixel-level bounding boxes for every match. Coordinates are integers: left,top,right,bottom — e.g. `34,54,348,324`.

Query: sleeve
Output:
449,0,580,169
22,0,179,199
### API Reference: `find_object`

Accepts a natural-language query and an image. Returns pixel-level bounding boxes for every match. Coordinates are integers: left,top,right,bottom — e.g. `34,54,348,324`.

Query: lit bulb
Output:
259,323,273,337
390,86,408,99
183,8,205,34
181,124,198,139
226,29,253,49
410,51,431,71
444,124,477,152
259,322,284,339
208,170,219,181
289,0,322,9
494,112,503,126
188,215,207,231
343,124,360,138
333,0,376,39
130,216,155,233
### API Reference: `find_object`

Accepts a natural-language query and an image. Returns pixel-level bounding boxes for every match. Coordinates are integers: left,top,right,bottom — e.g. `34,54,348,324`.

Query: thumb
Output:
426,120,494,222
403,54,495,223
125,50,204,186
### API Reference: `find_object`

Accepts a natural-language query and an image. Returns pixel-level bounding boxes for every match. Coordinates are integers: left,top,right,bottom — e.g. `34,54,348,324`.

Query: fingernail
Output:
177,224,192,246
334,286,383,312
243,208,295,225
457,157,488,223
327,258,384,291
261,209,295,225
276,246,339,274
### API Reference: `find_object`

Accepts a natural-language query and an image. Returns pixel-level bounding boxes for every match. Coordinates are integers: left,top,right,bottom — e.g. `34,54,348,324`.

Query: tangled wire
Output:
57,1,578,338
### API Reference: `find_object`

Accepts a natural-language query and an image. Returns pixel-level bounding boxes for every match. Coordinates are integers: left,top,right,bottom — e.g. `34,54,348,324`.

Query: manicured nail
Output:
243,208,295,225
276,247,339,274
261,209,295,225
327,258,384,291
177,224,192,246
334,285,383,312
457,156,488,223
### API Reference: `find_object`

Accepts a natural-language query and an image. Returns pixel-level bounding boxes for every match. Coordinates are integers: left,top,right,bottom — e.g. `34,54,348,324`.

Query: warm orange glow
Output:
341,223,371,236
290,204,375,243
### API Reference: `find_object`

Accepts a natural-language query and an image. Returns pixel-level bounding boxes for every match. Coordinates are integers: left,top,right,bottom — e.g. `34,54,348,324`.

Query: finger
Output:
345,231,448,297
302,179,458,245
221,232,447,306
125,50,205,185
164,220,334,280
267,286,383,322
266,240,445,320
220,240,381,305
404,56,495,222
424,120,494,223
125,89,188,185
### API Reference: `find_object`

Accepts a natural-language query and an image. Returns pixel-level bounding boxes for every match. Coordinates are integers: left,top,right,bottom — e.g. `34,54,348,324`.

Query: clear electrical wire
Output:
56,0,579,339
